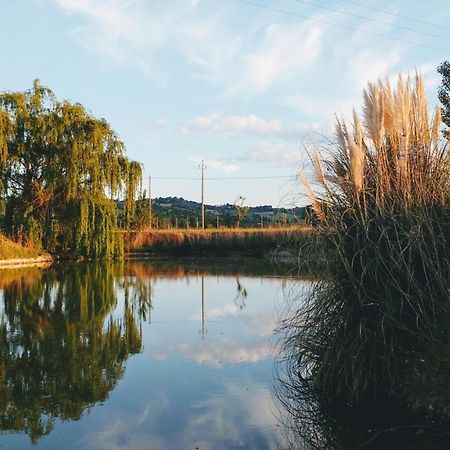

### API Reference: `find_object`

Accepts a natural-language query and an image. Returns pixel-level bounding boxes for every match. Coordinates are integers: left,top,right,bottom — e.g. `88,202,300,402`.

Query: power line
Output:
235,0,450,53
291,0,450,42
152,175,297,180
339,0,450,33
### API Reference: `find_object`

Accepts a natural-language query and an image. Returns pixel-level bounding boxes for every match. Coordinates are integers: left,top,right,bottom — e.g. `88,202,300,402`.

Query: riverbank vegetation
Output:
0,81,310,262
277,70,450,449
124,226,316,258
0,232,46,260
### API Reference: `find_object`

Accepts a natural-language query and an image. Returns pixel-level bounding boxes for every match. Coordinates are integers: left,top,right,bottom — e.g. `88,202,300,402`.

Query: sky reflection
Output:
0,260,305,450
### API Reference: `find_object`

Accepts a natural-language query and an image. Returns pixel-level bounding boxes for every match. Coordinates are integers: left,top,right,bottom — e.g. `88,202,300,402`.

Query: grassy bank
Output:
124,226,314,257
0,233,47,260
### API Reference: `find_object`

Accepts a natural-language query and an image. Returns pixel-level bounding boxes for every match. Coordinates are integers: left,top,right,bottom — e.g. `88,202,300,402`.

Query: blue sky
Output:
1,0,448,206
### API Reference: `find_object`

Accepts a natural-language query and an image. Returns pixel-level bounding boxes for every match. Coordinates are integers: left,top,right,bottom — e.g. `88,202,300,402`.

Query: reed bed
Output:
124,226,313,257
277,73,450,448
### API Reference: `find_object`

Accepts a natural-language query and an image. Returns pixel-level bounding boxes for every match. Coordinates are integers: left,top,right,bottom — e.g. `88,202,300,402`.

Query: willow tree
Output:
0,80,142,257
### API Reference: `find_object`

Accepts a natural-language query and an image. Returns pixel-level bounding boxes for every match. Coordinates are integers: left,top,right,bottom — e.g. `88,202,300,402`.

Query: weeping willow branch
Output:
0,80,142,258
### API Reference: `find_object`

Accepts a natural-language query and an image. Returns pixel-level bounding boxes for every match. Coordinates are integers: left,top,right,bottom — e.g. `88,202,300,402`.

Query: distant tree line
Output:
130,196,306,229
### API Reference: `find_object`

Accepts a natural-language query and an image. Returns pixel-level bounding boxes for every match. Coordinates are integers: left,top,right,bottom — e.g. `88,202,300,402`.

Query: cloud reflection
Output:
180,340,274,367
78,381,281,450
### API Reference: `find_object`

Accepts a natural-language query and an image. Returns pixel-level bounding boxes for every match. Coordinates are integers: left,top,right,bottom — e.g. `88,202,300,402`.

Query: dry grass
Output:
124,226,312,256
0,232,45,260
309,73,446,217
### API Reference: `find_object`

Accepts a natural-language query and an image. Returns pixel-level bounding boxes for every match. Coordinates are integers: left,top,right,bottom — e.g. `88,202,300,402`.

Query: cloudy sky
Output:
1,0,448,206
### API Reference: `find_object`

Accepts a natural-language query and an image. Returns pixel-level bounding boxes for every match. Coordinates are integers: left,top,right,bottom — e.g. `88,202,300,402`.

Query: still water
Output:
0,259,302,450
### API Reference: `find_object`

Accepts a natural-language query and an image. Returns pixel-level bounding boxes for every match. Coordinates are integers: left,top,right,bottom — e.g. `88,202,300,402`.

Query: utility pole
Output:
201,275,206,338
148,175,152,229
198,160,207,230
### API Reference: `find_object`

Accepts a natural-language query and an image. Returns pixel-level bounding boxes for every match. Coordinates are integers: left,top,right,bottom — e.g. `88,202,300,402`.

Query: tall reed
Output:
286,73,450,402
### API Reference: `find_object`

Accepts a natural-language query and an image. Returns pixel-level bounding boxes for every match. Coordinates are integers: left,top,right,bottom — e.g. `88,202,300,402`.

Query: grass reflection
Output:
275,283,450,450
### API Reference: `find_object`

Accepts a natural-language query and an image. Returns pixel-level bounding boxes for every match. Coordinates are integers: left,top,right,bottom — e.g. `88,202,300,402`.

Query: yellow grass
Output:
125,226,312,255
0,233,45,260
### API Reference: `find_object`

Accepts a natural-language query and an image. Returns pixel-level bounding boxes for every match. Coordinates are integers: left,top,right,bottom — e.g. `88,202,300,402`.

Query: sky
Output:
0,0,448,207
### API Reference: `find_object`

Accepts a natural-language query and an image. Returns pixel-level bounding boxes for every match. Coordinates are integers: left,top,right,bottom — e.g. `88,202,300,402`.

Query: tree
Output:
234,196,249,227
0,80,142,257
131,191,153,230
438,61,450,130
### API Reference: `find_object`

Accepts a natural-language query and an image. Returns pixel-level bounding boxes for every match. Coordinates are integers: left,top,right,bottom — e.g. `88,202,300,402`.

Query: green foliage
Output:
234,196,249,227
0,80,142,257
438,60,450,130
132,191,152,230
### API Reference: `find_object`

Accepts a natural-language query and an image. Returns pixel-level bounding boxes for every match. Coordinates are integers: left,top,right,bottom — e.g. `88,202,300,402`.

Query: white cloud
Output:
221,115,283,134
186,112,221,131
53,0,203,75
244,24,323,92
189,156,240,174
182,113,323,144
55,0,152,70
418,60,442,95
152,117,168,128
80,380,280,450
51,0,326,94
248,141,302,166
283,41,404,123
179,340,273,367
185,113,283,136
349,49,402,94
207,159,240,173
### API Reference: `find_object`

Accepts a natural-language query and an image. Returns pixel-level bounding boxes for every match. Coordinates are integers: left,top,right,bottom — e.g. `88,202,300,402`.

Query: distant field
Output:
124,226,313,256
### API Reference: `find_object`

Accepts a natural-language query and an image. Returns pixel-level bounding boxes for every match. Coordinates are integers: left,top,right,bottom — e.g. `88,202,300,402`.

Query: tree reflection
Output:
0,264,143,443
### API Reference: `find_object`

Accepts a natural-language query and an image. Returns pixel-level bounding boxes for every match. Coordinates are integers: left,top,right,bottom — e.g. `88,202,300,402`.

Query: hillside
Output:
150,197,306,228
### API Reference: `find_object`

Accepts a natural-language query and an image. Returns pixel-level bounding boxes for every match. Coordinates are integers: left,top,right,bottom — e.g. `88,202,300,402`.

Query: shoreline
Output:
0,249,300,270
0,256,54,270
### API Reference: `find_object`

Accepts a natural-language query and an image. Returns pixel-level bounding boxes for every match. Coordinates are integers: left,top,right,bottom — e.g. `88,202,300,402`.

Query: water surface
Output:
0,259,302,449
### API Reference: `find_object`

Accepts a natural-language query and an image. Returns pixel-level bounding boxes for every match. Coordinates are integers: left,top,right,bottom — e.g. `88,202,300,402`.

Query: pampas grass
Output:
276,72,450,449
288,72,450,403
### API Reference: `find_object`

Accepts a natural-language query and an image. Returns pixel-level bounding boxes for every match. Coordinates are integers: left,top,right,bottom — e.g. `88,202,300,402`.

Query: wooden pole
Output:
149,175,152,229
199,160,207,229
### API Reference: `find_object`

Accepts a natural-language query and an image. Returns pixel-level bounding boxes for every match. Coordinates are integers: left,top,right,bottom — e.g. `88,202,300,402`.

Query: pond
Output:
0,258,304,450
